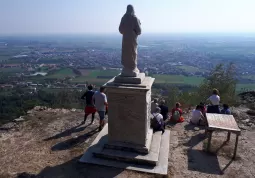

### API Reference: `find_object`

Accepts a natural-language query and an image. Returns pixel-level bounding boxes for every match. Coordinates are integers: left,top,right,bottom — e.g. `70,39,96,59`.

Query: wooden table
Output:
205,113,241,159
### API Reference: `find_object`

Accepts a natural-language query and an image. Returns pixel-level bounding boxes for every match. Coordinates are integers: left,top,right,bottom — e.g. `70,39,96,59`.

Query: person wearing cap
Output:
151,107,165,134
170,102,184,123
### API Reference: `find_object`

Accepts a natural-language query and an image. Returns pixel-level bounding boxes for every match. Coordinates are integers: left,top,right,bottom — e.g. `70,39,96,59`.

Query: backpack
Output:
172,110,180,122
151,114,160,129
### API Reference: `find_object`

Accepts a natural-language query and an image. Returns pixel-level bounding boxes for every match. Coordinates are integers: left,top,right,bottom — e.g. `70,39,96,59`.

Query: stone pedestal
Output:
79,73,171,175
105,74,154,153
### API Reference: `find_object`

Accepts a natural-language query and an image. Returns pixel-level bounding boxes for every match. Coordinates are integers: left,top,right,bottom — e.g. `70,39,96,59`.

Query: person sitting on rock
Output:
81,84,96,125
199,102,206,117
151,107,165,134
207,88,220,114
170,102,184,123
158,100,169,121
191,105,206,125
221,104,231,114
151,98,159,114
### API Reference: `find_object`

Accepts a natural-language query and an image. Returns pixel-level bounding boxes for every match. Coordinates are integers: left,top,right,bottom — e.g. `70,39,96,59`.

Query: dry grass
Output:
0,109,255,178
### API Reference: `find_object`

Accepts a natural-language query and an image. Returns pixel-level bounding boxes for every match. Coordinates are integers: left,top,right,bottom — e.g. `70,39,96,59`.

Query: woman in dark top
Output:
158,100,169,121
81,85,96,124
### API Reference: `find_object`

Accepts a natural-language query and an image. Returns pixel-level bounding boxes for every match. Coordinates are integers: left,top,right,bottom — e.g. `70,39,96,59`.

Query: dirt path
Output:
168,113,255,178
0,108,254,178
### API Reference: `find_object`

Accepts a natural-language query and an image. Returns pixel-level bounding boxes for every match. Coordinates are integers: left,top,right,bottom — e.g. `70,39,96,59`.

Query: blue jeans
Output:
98,111,105,120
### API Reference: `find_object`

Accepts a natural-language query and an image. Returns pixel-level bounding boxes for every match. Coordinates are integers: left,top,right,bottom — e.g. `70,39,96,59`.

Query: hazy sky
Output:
0,0,254,35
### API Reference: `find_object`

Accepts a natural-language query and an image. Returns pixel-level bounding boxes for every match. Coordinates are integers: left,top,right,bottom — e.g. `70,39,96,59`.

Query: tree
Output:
198,63,237,105
165,63,238,108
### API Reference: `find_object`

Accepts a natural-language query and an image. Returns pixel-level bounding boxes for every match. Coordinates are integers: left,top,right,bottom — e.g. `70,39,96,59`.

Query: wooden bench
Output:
205,113,241,159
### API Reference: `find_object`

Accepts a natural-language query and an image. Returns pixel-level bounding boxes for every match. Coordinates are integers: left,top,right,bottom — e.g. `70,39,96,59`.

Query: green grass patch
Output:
178,65,207,73
0,67,25,73
87,69,120,77
152,74,204,86
241,75,255,80
46,68,76,79
72,69,120,84
236,84,255,92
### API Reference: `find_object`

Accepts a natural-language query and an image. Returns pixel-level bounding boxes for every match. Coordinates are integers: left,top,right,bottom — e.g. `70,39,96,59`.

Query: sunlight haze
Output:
0,0,254,34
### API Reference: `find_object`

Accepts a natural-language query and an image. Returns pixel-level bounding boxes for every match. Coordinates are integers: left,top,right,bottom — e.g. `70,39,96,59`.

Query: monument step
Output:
79,124,171,175
104,129,153,154
93,130,162,166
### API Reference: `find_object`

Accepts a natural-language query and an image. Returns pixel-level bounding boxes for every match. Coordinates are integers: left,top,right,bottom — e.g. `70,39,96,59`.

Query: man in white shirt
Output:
92,86,108,131
191,105,206,125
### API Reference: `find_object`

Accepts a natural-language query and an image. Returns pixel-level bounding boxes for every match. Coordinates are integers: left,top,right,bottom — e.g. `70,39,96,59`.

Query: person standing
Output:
93,86,108,131
81,84,96,125
207,88,220,113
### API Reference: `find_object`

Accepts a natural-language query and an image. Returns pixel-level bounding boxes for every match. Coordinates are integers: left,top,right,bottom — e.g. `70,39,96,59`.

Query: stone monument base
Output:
114,73,145,84
104,128,153,154
79,124,170,175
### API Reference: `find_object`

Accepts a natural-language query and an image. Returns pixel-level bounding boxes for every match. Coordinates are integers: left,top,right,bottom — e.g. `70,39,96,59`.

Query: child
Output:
221,104,231,114
170,102,184,123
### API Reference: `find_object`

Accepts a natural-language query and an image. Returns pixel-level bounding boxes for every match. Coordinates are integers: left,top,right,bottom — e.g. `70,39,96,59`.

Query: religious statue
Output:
119,5,142,77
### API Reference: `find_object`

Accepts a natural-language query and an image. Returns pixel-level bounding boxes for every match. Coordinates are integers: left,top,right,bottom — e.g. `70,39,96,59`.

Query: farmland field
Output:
178,65,207,73
152,74,204,86
46,68,76,79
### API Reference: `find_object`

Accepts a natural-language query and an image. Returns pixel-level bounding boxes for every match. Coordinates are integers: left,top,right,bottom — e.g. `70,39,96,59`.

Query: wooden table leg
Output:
233,135,239,159
227,132,231,142
207,131,212,152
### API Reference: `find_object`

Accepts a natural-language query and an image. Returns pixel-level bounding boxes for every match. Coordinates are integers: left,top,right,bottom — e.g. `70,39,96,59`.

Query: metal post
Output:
233,135,239,159
227,132,231,142
207,131,212,152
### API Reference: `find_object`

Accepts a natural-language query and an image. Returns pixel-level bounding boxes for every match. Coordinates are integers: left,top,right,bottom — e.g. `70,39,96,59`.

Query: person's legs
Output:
82,106,89,124
178,116,184,123
83,113,89,124
98,111,105,131
160,123,165,134
91,112,95,124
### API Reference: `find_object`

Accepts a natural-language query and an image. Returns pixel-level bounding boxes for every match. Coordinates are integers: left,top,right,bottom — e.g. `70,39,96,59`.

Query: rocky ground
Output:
0,106,255,178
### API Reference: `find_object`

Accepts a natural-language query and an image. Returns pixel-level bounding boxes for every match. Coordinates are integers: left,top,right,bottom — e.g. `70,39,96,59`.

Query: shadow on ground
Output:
44,123,90,141
183,133,206,148
184,123,205,131
187,149,222,175
51,128,99,151
17,155,124,178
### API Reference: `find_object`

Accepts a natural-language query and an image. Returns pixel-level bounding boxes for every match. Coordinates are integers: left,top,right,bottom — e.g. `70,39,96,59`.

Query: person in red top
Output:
170,102,184,123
